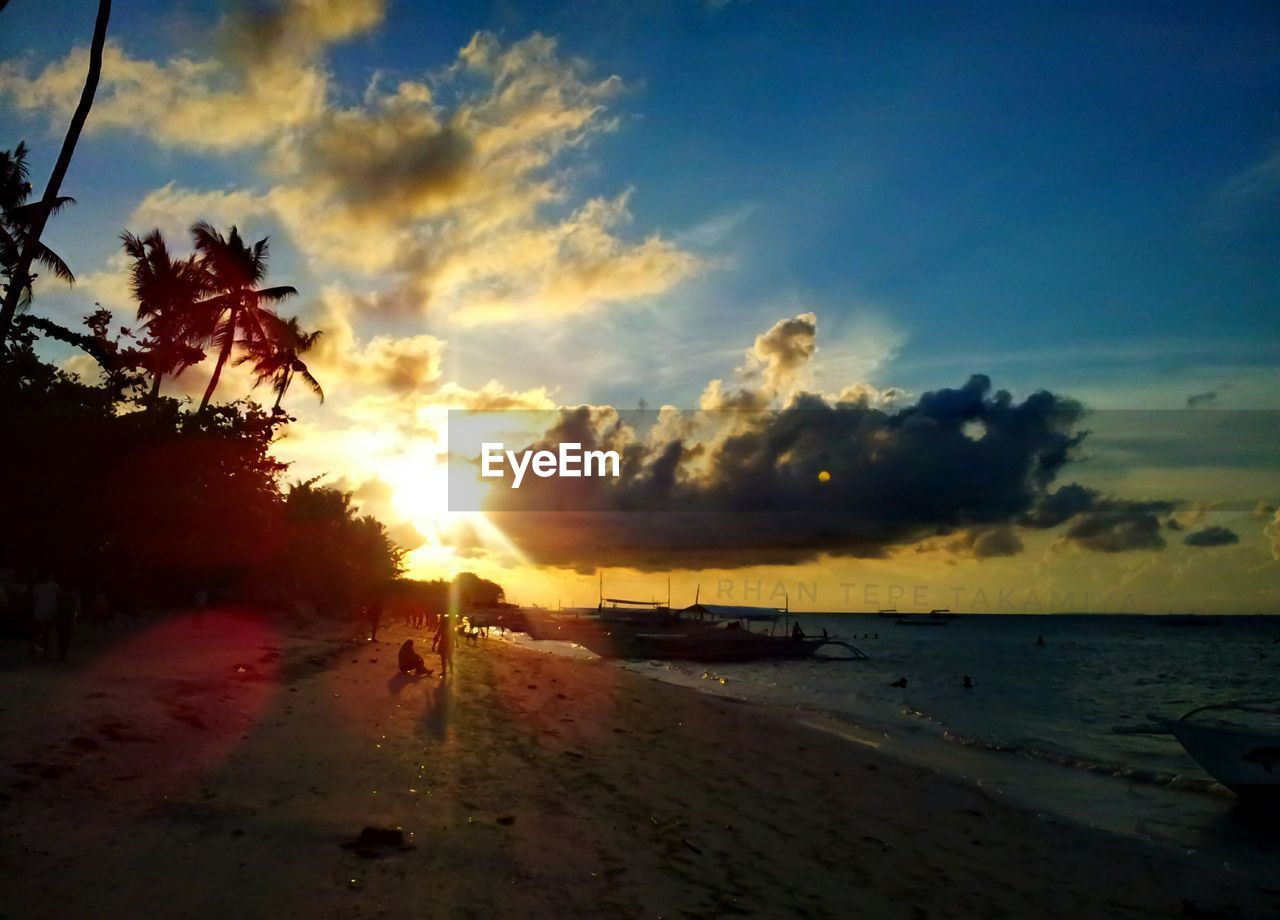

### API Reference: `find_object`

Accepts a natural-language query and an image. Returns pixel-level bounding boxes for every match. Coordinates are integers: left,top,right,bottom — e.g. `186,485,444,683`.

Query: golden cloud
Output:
2,8,703,324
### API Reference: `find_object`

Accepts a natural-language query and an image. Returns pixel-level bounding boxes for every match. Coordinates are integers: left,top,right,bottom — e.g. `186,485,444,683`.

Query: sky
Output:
2,0,1278,612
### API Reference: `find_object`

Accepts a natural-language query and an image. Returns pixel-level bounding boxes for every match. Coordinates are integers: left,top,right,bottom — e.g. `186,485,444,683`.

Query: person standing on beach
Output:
434,612,454,679
88,587,112,631
29,572,59,660
55,585,80,662
367,598,383,642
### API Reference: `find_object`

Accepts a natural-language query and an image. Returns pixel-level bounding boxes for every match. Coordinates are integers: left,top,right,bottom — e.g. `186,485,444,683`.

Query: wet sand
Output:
0,608,1274,918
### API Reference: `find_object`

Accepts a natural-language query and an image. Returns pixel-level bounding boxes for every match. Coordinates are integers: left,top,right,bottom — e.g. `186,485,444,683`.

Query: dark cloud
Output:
1063,511,1166,553
478,375,1168,570
1183,525,1239,548
973,527,1025,558
1021,483,1175,553
1186,391,1217,407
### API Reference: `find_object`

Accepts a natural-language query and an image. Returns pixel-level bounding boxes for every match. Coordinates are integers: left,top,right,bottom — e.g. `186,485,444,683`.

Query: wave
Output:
934,727,1232,797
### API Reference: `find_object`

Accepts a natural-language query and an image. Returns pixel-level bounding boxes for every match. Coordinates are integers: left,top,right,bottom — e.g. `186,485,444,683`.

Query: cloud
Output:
915,526,1025,560
467,316,1173,571
749,312,817,393
1024,483,1175,553
3,12,703,324
972,527,1025,558
1186,390,1217,407
0,0,375,149
1062,511,1166,553
1183,525,1239,548
128,183,276,243
701,311,818,410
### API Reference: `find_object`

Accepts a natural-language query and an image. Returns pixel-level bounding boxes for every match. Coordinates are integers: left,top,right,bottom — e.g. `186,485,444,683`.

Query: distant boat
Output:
894,609,954,626
1159,615,1219,627
1117,700,1280,800
895,618,949,627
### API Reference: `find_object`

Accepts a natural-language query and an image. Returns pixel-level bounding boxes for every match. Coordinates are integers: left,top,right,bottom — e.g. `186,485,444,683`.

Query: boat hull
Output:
1152,717,1280,799
574,631,840,662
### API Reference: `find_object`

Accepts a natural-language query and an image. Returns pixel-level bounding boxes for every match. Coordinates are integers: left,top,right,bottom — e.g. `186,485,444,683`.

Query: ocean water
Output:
506,613,1280,880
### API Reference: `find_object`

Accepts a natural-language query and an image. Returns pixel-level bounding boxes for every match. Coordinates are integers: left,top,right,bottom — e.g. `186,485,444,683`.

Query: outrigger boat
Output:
1116,699,1280,800
520,580,867,663
571,596,866,662
572,623,865,662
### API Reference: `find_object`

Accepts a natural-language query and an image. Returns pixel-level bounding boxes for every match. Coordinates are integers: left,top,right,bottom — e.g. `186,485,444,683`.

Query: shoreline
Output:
506,630,1277,878
1,610,1275,918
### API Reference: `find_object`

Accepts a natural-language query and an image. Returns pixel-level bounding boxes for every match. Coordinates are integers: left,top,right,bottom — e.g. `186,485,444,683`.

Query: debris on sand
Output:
340,826,413,858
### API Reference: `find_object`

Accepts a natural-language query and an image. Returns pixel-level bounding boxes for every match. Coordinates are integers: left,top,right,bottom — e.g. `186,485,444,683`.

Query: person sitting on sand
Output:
397,639,432,677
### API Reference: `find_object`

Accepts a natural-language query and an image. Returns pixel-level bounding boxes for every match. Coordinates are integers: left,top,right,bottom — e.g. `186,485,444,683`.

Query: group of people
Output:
362,598,457,681
23,571,114,662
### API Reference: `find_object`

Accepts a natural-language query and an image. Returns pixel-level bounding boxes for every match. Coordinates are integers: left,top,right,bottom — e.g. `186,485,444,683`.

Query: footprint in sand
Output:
96,722,157,744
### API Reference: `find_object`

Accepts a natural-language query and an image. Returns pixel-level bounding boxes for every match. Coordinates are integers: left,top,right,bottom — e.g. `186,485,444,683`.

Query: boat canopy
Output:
601,596,666,607
681,603,783,622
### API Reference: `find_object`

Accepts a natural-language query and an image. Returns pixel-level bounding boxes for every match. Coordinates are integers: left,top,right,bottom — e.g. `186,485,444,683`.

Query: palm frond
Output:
34,242,74,283
300,367,324,403
255,284,298,303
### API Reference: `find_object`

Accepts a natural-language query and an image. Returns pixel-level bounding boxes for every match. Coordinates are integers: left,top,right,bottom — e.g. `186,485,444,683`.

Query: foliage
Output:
0,161,501,619
0,143,75,311
0,311,414,616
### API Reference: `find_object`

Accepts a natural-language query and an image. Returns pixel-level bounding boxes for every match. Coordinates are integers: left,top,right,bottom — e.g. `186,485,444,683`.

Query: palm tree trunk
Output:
273,368,290,410
199,303,238,413
149,370,162,404
0,0,111,343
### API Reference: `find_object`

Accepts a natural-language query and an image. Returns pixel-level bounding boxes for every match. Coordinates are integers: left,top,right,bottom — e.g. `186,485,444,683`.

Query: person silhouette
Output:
397,639,431,677
29,571,59,660
434,613,455,679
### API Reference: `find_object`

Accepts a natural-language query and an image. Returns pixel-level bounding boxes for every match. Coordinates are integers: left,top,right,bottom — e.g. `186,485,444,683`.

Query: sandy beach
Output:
0,609,1274,919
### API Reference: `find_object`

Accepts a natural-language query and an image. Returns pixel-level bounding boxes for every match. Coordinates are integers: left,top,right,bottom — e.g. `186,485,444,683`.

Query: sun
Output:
380,444,526,575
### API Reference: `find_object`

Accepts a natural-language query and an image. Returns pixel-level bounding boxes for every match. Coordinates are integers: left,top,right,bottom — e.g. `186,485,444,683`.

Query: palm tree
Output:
0,143,76,312
236,314,324,411
121,229,211,402
0,0,110,342
191,221,297,413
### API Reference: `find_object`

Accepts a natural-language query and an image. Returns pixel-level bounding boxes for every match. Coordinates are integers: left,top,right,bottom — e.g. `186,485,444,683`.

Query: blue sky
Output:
5,1,1278,412
2,1,1278,605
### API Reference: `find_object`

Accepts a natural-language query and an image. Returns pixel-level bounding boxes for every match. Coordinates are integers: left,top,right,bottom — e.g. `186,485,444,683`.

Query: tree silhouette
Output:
236,313,323,412
121,229,210,403
1,143,75,311
0,0,110,341
191,221,297,413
